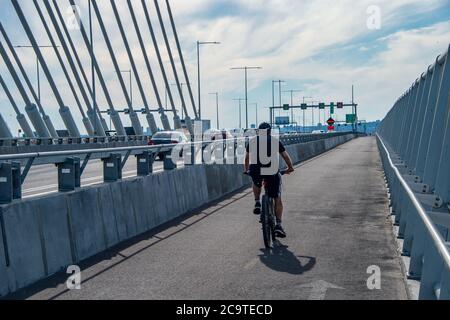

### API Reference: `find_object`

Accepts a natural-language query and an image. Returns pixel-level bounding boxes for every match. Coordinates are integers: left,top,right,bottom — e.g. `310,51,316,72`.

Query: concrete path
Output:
12,136,408,300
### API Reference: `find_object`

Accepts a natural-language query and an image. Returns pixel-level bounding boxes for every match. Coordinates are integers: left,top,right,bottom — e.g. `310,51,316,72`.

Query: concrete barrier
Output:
0,133,357,297
0,215,8,296
0,201,46,293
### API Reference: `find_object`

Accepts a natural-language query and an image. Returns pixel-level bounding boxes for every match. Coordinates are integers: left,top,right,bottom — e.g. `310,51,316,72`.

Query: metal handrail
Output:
377,133,450,269
0,132,349,162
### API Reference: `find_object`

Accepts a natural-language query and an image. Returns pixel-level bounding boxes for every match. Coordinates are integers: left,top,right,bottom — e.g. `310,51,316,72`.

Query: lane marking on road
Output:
23,170,166,198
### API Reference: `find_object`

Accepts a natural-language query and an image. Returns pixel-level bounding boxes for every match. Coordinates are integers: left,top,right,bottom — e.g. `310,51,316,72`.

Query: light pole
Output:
14,45,60,102
272,80,285,120
302,96,313,133
231,66,262,129
250,102,258,126
197,41,220,120
283,89,301,125
209,92,219,129
233,98,244,129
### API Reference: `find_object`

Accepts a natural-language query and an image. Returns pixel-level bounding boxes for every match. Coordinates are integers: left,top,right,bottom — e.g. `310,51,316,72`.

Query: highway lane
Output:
21,159,182,198
13,137,408,300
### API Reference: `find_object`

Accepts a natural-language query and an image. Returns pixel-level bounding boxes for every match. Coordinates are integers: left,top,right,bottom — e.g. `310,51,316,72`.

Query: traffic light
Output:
319,103,325,110
283,104,290,111
301,103,308,110
337,102,344,109
330,102,335,114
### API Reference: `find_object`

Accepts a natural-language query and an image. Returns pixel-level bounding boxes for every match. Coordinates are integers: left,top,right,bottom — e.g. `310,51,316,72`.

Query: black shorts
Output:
251,173,282,199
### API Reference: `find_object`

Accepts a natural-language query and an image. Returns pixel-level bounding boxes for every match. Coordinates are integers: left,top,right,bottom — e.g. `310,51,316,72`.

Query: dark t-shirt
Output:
246,136,286,176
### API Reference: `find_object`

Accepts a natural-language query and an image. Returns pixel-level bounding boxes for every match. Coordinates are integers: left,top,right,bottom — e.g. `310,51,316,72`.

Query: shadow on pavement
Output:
258,243,316,275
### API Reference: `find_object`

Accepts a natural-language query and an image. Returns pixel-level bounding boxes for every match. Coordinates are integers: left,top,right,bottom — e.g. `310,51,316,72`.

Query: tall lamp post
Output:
283,89,301,125
209,92,219,129
233,98,244,129
250,102,258,127
230,66,262,129
302,96,313,133
272,80,285,123
197,41,220,120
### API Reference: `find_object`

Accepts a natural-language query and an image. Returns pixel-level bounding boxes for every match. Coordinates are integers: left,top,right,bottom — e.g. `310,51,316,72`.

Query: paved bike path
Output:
13,136,408,300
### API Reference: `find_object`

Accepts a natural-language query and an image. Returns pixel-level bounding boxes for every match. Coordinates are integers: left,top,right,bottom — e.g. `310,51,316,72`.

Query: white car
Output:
312,130,325,134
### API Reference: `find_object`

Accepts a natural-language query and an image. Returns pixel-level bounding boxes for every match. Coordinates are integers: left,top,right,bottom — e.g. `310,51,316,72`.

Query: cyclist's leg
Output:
268,173,283,221
251,175,263,215
268,174,286,237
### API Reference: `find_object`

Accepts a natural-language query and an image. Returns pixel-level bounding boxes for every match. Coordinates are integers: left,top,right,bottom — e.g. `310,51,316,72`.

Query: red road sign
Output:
328,125,335,131
327,117,335,126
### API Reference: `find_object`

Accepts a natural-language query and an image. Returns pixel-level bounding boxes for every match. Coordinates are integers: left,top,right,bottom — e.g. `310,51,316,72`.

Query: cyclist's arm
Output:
281,151,294,174
244,151,250,172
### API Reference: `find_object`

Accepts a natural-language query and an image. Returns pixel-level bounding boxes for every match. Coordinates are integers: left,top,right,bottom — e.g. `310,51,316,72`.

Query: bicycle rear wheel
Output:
261,195,272,249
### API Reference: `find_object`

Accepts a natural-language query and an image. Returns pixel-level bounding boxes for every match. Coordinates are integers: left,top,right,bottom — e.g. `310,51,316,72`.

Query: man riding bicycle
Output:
244,123,294,238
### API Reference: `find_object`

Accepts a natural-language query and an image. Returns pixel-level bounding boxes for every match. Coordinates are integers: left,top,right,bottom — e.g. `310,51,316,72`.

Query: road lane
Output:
13,137,408,300
22,159,181,198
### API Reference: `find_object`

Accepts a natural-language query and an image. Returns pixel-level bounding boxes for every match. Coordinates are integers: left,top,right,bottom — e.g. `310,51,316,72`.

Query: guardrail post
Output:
102,153,122,182
57,157,81,192
136,151,155,176
163,151,177,171
0,162,13,204
11,162,21,200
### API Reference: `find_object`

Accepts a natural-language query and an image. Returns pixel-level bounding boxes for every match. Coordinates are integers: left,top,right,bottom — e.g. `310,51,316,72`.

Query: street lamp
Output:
302,96,313,133
231,66,262,129
197,41,220,120
283,89,301,125
250,102,258,126
272,80,285,124
233,98,244,129
209,92,219,129
14,45,60,101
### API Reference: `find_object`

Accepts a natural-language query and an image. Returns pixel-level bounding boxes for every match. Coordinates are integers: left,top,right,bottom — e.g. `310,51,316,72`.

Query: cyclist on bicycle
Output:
244,123,294,238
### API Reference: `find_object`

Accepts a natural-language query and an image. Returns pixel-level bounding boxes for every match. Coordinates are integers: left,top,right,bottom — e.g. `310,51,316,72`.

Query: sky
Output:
0,0,449,135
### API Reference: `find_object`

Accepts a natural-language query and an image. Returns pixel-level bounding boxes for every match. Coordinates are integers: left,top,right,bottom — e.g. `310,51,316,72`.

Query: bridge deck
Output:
12,136,408,300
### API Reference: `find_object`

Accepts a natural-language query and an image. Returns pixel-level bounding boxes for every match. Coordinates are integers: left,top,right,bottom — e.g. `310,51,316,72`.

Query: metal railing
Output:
377,43,450,299
0,132,350,204
0,135,151,147
377,134,450,300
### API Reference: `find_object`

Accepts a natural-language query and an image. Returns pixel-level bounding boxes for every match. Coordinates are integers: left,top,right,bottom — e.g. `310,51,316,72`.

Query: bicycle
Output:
245,170,287,249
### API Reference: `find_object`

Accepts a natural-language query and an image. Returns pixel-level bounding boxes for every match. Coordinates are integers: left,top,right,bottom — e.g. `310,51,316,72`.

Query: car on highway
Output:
148,131,189,160
204,129,233,141
312,130,325,134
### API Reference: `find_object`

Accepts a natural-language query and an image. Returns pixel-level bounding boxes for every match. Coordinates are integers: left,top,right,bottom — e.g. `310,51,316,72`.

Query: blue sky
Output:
1,0,450,134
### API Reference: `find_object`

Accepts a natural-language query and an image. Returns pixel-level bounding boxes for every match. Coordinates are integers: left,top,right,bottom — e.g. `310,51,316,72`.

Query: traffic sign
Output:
275,116,290,125
346,114,356,124
327,117,335,126
328,125,335,131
